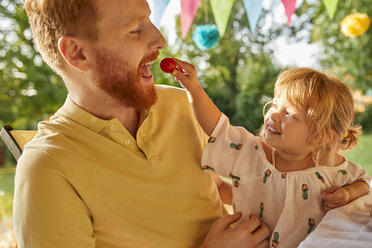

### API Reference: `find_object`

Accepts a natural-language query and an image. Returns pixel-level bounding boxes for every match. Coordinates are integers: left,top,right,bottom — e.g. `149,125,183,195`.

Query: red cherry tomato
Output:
160,57,176,73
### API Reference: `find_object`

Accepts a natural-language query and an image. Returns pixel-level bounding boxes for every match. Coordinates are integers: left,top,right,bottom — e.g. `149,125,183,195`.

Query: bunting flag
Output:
180,0,202,39
243,0,263,32
281,0,296,25
210,0,235,37
150,0,342,40
152,0,171,28
322,0,339,19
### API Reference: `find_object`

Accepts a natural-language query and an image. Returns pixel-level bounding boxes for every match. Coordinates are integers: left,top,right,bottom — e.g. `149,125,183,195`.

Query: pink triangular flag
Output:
281,0,296,25
180,0,202,39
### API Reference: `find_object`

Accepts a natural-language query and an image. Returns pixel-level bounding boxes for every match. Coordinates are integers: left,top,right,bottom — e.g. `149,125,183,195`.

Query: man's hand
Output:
200,212,270,248
321,186,350,211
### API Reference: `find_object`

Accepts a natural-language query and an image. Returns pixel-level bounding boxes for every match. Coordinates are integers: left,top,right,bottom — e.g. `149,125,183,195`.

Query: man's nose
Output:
149,23,166,50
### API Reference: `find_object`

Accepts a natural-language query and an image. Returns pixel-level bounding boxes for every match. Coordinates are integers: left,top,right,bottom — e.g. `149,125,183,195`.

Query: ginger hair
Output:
260,68,361,165
23,0,99,73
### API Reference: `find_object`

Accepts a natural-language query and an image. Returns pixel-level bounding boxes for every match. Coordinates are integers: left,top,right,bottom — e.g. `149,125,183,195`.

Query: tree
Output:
0,0,67,130
153,1,284,132
296,0,372,131
300,0,372,90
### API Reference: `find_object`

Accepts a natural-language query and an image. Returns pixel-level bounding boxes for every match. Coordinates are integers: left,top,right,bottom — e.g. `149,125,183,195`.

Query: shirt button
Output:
124,139,130,145
109,125,116,131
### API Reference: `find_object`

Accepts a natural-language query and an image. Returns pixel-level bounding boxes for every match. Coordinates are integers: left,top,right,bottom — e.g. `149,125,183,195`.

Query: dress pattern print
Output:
201,114,371,248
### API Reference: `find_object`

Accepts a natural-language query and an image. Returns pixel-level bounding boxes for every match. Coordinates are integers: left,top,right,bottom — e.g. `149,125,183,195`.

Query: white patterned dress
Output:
201,114,371,248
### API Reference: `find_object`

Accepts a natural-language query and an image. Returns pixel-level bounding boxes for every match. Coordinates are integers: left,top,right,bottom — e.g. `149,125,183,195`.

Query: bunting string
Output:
152,0,362,40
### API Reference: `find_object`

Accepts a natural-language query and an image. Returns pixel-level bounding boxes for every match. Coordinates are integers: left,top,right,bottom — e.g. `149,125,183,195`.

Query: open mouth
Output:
267,125,282,135
140,51,159,80
140,59,156,79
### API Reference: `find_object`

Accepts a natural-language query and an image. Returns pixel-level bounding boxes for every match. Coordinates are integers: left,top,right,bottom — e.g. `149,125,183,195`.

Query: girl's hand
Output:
171,58,199,92
321,186,351,211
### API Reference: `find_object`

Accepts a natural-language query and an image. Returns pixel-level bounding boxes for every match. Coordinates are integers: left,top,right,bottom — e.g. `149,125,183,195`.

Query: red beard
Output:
93,48,158,112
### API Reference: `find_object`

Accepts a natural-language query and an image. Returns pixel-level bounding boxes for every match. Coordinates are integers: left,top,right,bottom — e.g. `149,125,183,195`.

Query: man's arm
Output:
171,59,221,136
14,149,95,248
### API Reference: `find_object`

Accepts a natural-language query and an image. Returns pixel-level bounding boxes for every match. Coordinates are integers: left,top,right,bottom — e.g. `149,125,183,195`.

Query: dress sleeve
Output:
342,161,371,187
13,148,95,248
201,113,257,178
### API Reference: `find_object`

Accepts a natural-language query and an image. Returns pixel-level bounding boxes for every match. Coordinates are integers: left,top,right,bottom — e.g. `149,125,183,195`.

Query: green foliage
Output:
0,0,67,129
285,0,372,133
153,1,285,132
343,133,372,176
304,0,372,91
0,167,15,219
1,0,370,136
355,104,372,133
235,53,281,132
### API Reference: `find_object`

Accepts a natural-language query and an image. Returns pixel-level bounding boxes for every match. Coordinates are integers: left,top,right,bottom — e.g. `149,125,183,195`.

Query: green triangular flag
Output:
210,0,235,37
323,0,339,19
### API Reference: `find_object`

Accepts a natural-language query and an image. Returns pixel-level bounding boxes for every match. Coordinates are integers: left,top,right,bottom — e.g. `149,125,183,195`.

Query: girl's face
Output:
264,96,312,157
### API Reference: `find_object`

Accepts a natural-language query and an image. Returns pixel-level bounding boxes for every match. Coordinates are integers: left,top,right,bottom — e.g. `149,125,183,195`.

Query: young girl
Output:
171,59,371,248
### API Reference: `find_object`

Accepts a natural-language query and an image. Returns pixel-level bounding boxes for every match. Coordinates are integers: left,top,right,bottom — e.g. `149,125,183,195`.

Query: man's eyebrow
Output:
122,11,150,28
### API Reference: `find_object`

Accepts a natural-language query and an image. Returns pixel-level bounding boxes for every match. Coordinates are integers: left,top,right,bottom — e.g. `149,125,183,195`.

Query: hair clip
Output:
343,131,349,139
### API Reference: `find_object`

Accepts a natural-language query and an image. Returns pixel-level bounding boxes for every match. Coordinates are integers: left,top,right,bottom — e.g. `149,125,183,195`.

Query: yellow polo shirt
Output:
13,85,226,248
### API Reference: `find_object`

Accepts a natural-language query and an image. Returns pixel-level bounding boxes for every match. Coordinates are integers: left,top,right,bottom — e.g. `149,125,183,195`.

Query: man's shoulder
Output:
155,84,187,98
22,120,77,158
154,84,190,110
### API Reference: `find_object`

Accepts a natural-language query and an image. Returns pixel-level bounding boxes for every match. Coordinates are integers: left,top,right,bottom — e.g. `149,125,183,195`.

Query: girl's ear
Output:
309,128,335,149
58,36,92,72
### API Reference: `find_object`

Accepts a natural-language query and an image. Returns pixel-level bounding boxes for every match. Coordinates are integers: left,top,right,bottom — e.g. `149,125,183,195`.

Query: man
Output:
14,0,269,247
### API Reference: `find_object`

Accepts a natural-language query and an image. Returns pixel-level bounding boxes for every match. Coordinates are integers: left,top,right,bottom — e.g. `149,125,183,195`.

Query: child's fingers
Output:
323,198,338,211
323,204,333,211
323,186,340,195
322,187,350,211
171,68,189,83
321,191,336,200
173,58,197,75
321,186,342,200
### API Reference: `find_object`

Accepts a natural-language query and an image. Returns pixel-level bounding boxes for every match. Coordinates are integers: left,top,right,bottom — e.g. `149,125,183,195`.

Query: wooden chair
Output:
0,125,37,161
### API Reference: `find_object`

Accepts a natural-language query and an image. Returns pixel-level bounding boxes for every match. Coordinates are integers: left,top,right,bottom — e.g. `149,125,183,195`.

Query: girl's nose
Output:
269,112,280,122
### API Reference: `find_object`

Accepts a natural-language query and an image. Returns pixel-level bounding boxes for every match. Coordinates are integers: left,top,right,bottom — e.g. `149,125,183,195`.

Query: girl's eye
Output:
286,111,297,120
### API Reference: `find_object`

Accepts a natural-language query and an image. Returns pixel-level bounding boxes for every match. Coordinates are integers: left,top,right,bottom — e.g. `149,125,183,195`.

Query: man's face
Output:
93,48,159,111
91,0,166,111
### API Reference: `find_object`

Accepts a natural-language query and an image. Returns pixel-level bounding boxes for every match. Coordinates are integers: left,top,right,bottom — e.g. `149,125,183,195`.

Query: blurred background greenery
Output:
0,0,371,230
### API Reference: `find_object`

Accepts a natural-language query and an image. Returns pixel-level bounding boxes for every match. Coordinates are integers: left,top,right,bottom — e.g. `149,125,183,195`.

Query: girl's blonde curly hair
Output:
260,68,361,166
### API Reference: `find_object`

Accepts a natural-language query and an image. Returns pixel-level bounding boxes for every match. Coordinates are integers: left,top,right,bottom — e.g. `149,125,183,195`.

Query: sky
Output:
148,0,320,68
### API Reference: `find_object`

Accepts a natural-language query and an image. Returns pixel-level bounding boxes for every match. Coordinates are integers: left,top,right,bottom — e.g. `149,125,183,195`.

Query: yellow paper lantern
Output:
340,12,371,38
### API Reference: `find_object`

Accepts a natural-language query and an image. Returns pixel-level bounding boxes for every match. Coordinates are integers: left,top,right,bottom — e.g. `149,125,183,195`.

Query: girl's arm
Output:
171,59,221,136
213,175,233,205
321,180,369,211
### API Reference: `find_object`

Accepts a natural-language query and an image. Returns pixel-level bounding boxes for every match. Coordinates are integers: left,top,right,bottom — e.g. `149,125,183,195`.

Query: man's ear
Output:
58,36,92,72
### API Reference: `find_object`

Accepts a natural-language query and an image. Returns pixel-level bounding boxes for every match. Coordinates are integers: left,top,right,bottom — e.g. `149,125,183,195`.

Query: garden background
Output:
0,0,371,246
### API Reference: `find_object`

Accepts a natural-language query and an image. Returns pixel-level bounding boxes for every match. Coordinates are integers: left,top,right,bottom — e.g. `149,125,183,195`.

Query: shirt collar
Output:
56,95,155,134
56,95,112,133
